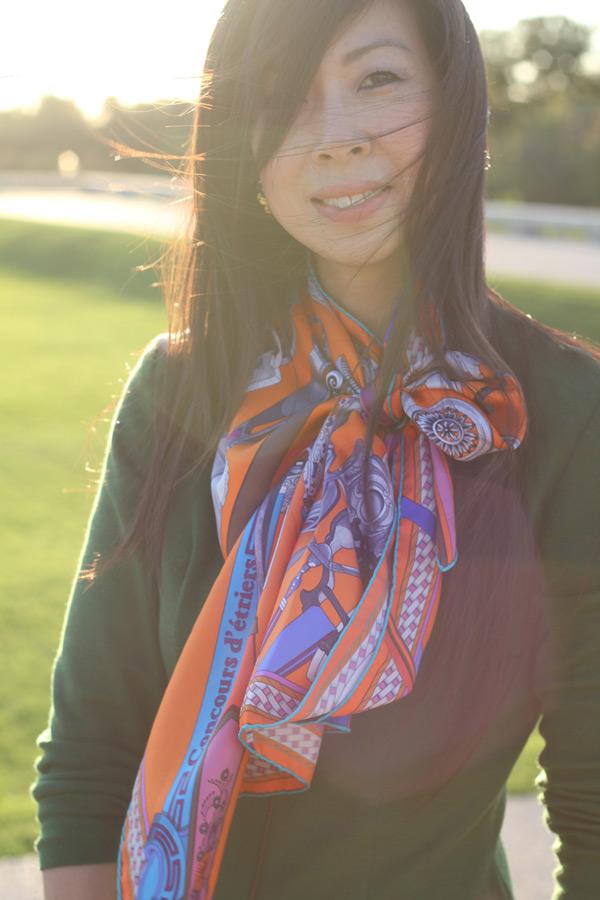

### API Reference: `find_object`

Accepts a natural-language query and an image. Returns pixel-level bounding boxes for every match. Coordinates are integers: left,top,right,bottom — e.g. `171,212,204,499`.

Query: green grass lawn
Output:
488,272,600,343
1,263,165,857
0,221,598,857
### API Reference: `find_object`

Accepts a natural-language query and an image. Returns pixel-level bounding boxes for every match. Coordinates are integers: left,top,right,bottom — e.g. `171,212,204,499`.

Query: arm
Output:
534,396,600,898
33,338,169,871
43,864,117,900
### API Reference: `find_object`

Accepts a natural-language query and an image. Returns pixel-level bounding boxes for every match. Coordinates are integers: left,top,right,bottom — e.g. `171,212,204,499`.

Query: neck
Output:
312,255,405,340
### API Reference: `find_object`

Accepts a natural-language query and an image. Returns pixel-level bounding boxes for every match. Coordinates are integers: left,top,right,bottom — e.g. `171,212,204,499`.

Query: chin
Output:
312,235,403,272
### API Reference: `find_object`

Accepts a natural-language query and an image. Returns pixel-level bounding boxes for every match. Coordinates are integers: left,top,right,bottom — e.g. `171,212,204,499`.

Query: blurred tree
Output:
0,96,193,175
0,96,112,171
0,98,73,169
481,16,595,106
94,99,194,175
480,16,600,205
486,95,600,205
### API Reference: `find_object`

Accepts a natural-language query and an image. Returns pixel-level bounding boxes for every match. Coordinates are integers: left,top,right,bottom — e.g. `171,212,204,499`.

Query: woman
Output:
34,1,600,898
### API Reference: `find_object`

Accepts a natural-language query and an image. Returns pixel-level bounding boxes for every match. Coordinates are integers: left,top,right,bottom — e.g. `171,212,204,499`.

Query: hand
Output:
42,863,118,900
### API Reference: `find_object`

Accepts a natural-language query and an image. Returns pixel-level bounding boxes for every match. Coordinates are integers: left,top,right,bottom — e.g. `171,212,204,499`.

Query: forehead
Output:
325,0,423,63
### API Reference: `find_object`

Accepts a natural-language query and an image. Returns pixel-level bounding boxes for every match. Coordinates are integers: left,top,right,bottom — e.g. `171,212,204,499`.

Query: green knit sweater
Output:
33,302,600,899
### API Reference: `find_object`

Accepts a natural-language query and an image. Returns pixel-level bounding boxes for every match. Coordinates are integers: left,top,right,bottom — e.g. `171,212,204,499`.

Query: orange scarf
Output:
119,275,526,900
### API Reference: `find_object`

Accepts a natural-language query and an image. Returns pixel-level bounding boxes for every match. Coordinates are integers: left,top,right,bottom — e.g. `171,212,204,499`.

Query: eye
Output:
360,70,402,90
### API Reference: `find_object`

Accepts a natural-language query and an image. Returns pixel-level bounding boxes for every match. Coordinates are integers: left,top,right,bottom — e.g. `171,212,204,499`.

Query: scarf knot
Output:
360,334,526,464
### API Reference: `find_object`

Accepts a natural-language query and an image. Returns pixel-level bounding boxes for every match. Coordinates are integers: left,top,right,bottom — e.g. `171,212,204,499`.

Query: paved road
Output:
486,232,600,290
502,796,556,898
0,795,555,900
0,189,599,289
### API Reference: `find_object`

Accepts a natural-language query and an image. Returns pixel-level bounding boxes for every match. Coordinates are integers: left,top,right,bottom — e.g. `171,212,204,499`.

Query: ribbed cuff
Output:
36,814,124,870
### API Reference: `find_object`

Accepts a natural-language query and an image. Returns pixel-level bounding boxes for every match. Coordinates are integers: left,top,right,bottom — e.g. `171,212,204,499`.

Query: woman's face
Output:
259,0,437,285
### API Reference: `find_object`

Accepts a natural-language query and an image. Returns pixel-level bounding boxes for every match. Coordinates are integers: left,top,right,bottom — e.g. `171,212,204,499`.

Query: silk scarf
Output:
119,274,527,900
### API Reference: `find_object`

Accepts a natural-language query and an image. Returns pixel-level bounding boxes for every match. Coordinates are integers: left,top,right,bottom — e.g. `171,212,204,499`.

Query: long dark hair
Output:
122,0,501,564
120,0,554,564
96,0,591,777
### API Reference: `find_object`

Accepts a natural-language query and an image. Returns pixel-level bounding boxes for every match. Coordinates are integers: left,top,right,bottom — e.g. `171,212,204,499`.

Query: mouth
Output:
311,184,391,223
314,187,388,209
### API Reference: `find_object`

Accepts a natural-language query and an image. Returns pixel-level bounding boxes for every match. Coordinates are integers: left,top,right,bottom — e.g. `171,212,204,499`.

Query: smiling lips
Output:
312,184,390,222
316,187,386,209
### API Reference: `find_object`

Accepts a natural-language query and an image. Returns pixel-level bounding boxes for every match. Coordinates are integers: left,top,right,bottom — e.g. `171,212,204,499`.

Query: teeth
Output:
321,189,382,208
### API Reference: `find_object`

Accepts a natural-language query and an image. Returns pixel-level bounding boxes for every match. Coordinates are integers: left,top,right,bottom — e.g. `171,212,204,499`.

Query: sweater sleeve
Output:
33,337,170,869
535,394,600,899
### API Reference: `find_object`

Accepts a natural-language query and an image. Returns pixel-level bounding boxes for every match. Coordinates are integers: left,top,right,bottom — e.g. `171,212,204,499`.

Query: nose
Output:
311,136,371,163
309,106,371,163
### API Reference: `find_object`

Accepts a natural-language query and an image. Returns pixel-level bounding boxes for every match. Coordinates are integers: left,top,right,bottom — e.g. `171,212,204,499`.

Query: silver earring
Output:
484,150,491,171
257,181,272,215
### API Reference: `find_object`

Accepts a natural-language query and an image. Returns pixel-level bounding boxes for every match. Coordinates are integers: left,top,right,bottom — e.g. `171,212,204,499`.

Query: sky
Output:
2,0,598,117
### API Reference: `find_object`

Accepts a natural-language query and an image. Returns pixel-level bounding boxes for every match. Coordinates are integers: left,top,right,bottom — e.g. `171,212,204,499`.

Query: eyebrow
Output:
342,38,412,65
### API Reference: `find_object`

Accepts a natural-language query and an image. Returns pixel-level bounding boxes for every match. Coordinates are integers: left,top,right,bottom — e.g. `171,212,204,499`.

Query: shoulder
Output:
104,334,170,476
489,300,600,433
489,301,600,459
113,334,169,425
490,302,600,556
121,333,169,402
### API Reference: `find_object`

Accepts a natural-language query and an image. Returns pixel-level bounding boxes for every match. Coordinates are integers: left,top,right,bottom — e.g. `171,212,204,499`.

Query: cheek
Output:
383,114,432,184
260,156,300,216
